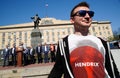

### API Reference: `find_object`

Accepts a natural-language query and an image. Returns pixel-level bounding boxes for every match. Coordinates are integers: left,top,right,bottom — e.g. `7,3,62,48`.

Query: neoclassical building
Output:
0,18,113,49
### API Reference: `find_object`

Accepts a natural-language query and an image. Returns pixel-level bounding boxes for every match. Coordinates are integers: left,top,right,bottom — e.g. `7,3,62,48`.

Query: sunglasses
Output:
72,10,94,18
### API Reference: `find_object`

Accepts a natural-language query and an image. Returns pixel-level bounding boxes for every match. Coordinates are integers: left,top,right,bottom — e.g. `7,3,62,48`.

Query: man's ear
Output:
70,17,74,23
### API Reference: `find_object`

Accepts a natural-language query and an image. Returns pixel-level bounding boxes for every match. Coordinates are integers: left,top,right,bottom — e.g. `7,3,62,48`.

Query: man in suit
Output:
29,46,35,64
10,44,17,66
36,43,43,63
42,43,50,63
23,47,29,66
3,45,10,67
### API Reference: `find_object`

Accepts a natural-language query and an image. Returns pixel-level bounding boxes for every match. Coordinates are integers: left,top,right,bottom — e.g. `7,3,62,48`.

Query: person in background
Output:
29,46,35,64
3,45,10,67
118,41,120,48
48,1,120,78
36,43,43,63
20,42,28,66
42,43,49,63
50,43,56,62
10,44,17,67
23,47,29,66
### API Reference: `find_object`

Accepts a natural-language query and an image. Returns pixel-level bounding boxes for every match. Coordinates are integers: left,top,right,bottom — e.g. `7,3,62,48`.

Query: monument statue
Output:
31,14,42,48
31,14,41,29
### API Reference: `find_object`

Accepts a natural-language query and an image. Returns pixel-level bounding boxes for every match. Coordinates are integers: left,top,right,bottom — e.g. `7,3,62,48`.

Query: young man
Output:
48,1,120,78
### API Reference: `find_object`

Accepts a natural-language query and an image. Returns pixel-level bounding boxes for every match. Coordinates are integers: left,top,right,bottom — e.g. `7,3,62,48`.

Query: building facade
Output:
0,18,113,49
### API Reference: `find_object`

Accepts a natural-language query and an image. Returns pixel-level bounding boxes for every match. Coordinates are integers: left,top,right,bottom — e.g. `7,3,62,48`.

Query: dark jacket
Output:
36,46,42,53
29,48,35,55
10,48,16,55
3,48,10,57
48,36,120,78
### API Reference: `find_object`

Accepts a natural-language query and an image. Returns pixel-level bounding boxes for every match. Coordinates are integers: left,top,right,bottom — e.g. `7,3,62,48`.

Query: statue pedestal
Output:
16,47,23,67
31,29,42,48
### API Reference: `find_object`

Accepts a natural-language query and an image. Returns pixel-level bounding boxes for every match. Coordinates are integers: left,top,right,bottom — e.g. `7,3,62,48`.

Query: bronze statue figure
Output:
31,14,41,29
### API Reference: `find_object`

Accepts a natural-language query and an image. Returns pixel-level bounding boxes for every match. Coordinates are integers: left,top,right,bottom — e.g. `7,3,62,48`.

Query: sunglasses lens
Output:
79,10,86,17
88,11,94,17
72,10,94,17
79,10,94,17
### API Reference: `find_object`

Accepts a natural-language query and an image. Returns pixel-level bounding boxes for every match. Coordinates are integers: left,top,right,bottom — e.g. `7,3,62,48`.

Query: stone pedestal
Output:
31,29,42,48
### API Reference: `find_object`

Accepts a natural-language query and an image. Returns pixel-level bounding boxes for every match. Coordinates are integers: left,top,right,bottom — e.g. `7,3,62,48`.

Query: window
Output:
68,28,70,34
52,30,55,41
92,27,95,32
106,26,109,30
103,26,104,30
98,27,101,30
99,32,102,35
46,31,49,42
2,33,5,48
108,31,110,35
19,31,22,42
24,31,27,44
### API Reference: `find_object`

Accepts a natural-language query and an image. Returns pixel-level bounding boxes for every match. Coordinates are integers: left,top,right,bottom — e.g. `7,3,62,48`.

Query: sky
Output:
0,0,120,32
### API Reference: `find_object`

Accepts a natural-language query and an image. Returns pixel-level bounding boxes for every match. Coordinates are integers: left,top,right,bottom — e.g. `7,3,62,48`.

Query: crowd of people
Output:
1,42,56,67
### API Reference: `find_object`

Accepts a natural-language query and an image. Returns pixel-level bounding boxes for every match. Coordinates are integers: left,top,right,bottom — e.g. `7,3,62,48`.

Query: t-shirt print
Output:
68,34,106,78
70,46,105,78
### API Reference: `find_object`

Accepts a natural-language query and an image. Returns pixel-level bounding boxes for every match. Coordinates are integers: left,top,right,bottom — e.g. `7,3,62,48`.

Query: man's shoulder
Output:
62,35,69,40
97,37,107,42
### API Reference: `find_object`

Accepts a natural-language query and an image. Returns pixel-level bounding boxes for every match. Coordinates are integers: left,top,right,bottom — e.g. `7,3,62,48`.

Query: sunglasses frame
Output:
72,10,94,18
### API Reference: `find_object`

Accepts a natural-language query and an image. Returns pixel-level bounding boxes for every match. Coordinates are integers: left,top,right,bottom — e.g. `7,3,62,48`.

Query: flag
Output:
45,4,48,7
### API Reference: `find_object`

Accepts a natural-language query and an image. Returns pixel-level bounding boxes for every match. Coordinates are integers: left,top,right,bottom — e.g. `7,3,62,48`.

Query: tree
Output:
113,27,120,40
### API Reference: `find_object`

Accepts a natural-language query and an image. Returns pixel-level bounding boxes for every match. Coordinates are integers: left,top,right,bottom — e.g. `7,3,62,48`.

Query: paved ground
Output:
0,63,54,78
0,49,120,78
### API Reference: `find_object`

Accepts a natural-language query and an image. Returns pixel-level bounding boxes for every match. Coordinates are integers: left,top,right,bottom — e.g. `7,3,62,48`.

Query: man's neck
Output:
74,28,89,36
74,25,90,36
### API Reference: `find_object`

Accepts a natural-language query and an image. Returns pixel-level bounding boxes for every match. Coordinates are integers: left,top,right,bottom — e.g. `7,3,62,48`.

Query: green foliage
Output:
113,28,120,41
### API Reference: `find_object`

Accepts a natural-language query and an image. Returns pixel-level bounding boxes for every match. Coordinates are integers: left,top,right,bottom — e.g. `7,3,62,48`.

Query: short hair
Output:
70,2,90,17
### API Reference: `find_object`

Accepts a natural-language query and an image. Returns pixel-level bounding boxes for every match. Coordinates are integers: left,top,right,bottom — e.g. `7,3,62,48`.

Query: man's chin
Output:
81,22,91,26
82,25,91,27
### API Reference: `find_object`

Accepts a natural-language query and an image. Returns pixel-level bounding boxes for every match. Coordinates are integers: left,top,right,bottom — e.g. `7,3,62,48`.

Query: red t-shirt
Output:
68,34,106,78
